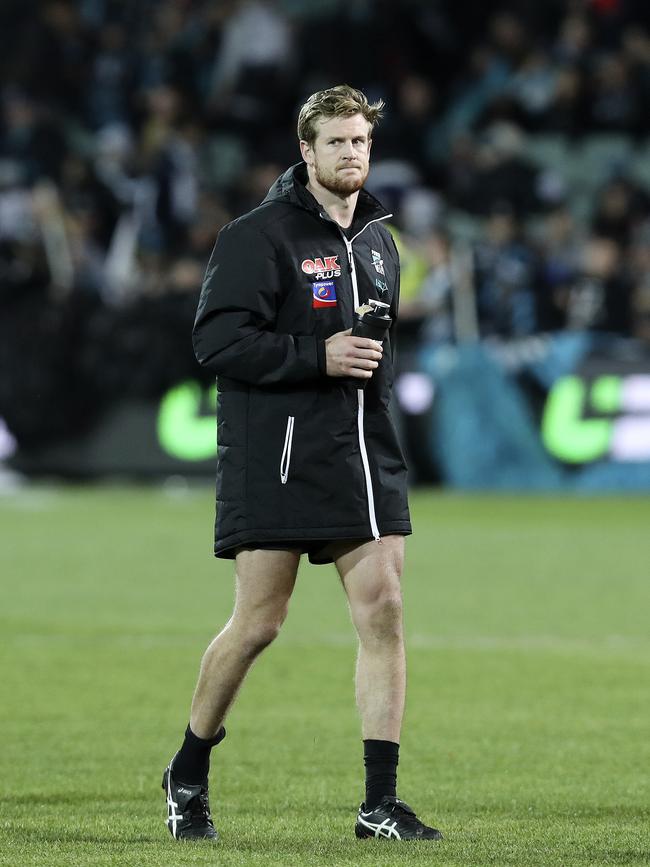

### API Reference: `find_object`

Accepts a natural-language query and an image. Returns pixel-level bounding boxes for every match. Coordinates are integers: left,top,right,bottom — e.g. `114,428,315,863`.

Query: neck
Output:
306,170,359,229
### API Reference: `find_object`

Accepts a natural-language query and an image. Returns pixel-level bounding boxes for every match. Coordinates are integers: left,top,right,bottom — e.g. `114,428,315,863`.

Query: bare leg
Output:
333,536,406,743
190,548,300,739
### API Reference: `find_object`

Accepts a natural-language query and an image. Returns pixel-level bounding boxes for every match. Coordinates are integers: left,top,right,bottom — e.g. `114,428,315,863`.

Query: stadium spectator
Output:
591,177,649,246
536,205,586,330
398,229,456,343
588,54,641,134
473,203,540,337
0,90,66,183
630,279,650,342
540,65,589,135
552,235,631,333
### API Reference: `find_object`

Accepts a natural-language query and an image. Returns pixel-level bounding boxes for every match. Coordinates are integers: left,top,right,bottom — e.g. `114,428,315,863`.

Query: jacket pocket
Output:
280,415,295,484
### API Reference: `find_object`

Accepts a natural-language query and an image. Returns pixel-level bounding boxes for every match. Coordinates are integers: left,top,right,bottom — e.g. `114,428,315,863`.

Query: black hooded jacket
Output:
193,163,411,559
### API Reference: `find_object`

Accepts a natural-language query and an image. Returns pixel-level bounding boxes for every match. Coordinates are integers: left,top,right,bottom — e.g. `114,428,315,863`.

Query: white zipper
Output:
341,215,392,541
347,214,392,246
356,386,380,540
280,415,295,484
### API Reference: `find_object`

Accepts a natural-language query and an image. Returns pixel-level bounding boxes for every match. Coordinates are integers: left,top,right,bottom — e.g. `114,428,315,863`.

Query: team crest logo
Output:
372,250,385,275
312,281,337,308
302,255,341,279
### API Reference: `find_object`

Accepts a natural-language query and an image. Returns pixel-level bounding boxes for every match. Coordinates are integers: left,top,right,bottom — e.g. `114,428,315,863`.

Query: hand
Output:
325,328,383,379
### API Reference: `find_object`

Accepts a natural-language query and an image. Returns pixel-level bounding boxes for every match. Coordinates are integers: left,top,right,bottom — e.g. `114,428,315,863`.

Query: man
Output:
162,85,442,843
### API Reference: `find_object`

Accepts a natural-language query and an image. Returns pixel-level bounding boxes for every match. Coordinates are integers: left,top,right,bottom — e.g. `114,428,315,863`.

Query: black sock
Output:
171,724,226,785
363,739,399,810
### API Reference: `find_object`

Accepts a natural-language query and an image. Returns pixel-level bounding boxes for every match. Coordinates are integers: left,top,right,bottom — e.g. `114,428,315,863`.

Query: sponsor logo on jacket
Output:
302,255,341,279
312,280,337,308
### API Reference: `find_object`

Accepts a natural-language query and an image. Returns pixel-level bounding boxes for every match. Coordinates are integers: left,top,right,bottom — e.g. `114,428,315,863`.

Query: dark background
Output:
2,0,650,474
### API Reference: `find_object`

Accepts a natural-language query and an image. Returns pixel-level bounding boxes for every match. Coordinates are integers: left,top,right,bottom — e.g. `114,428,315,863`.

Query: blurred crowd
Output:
2,0,650,446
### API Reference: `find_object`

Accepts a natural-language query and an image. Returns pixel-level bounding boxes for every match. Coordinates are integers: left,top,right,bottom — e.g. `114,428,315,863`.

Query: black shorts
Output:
230,538,374,565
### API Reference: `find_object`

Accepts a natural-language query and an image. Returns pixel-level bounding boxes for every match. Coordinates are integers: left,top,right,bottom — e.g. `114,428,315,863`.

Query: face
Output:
301,113,372,197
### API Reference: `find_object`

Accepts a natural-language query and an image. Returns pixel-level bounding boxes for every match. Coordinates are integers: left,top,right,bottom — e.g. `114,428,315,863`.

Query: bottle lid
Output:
355,299,390,316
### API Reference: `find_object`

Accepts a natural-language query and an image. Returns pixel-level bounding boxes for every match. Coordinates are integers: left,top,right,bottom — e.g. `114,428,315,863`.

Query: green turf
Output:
1,486,649,866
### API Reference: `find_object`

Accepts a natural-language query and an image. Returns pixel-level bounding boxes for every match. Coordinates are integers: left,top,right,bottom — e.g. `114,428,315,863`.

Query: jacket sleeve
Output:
192,220,327,384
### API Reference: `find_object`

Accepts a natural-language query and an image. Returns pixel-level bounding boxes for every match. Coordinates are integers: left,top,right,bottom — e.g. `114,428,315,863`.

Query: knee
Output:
233,603,288,658
245,620,283,656
353,585,404,644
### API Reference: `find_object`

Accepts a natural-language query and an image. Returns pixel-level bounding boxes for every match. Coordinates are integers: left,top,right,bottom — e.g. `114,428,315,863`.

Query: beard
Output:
314,160,368,197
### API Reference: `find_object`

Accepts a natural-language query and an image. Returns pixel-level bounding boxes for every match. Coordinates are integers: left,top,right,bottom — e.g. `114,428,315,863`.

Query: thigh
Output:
233,548,301,616
333,536,405,607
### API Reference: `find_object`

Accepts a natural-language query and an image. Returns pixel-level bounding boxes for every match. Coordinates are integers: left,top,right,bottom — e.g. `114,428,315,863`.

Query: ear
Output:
300,139,314,166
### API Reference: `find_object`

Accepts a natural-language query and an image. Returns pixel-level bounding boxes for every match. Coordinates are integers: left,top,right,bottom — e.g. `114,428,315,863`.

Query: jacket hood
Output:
262,162,310,208
262,162,391,227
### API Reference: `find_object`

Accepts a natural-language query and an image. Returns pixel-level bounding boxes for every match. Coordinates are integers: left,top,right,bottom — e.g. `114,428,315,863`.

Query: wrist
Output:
317,339,328,376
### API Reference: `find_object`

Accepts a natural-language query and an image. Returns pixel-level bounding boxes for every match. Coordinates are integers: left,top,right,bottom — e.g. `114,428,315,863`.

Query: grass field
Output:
1,485,649,866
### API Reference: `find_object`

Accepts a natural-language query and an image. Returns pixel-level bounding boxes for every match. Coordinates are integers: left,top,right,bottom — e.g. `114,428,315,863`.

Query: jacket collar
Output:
262,162,391,233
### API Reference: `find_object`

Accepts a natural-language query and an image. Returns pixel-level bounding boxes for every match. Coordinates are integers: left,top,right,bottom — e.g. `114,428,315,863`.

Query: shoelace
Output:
188,791,214,827
388,801,421,828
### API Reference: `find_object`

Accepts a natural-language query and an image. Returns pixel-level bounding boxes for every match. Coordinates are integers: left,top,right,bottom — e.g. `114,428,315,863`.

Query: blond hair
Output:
297,85,384,145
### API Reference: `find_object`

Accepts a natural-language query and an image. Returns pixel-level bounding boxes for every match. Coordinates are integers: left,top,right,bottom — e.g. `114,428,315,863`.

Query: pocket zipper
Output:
280,416,295,484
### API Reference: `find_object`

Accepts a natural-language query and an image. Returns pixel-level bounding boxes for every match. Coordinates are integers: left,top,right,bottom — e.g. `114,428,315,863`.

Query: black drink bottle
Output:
352,299,392,341
352,299,392,387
